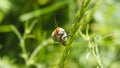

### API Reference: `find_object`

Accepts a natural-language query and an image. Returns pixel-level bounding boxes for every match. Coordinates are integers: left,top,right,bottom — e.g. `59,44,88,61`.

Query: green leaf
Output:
19,2,69,22
0,25,12,32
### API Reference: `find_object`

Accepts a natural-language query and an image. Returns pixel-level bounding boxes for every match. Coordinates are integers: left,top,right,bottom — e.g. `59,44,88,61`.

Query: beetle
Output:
52,18,67,45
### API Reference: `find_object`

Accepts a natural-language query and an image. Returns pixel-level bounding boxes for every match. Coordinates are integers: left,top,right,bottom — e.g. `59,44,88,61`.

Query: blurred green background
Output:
0,0,120,68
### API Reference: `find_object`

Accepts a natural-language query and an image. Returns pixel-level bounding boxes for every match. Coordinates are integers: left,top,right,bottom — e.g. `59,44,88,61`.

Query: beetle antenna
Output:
54,17,58,27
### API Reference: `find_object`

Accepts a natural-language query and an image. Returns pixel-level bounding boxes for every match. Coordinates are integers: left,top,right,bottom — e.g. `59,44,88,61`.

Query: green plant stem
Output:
59,46,71,68
10,25,27,54
85,24,103,68
92,46,103,68
78,0,104,67
20,2,69,21
10,20,37,66
86,25,103,68
20,39,27,54
22,20,37,65
10,25,28,64
23,38,53,66
58,0,91,68
79,27,104,68
10,25,22,41
29,38,52,60
88,39,103,68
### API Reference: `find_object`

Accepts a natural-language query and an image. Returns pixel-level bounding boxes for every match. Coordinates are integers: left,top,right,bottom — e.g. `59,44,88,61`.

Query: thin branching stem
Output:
92,45,104,68
58,0,91,68
80,26,104,68
10,25,27,55
10,25,22,41
10,20,37,66
10,25,28,64
29,38,52,60
79,0,104,67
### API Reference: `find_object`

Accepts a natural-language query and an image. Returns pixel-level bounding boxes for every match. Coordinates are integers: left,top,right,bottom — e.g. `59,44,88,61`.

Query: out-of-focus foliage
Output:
0,0,120,68
0,57,17,68
0,0,11,23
